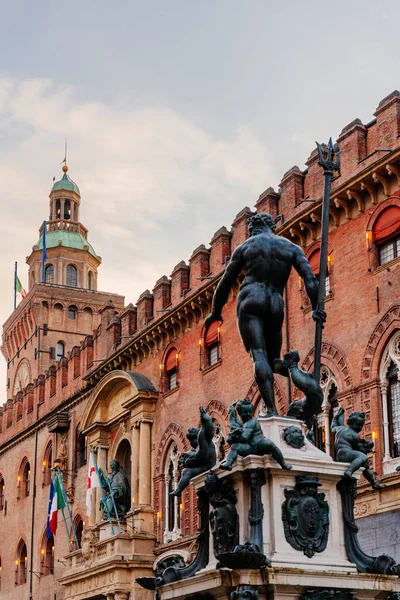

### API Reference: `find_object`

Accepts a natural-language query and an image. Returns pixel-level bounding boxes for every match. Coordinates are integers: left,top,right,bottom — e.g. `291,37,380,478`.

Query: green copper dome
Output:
36,230,98,258
51,171,80,195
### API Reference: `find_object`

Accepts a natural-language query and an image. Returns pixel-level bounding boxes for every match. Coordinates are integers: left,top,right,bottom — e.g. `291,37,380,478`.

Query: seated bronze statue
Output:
331,407,384,490
170,406,216,496
99,458,131,519
220,398,292,471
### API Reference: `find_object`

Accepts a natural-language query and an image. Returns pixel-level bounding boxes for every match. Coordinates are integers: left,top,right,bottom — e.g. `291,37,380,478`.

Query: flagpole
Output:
14,262,17,310
56,468,80,550
41,221,47,283
51,472,74,552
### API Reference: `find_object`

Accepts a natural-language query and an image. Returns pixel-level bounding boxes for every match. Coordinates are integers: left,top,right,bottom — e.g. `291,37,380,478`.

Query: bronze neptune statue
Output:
205,213,326,416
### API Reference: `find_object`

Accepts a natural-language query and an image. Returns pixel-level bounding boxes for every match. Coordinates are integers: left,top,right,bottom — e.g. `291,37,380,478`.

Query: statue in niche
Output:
283,425,306,449
170,406,216,496
204,212,325,416
282,476,329,558
205,472,239,558
100,458,131,519
230,585,259,600
331,407,384,490
219,398,292,471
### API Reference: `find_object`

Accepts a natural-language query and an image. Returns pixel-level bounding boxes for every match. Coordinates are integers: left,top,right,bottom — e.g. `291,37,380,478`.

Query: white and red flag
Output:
86,452,99,516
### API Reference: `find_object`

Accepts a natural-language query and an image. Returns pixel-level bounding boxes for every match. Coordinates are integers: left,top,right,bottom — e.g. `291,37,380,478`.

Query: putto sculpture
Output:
99,458,131,519
204,212,326,416
170,406,216,496
220,398,292,471
331,407,384,490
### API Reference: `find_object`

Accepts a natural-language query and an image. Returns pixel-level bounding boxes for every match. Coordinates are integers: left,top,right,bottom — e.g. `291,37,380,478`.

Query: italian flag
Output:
47,476,65,537
16,275,26,299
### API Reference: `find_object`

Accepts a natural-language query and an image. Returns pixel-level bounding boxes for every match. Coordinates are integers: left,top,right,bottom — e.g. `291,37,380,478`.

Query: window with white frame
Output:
163,444,181,542
379,331,400,473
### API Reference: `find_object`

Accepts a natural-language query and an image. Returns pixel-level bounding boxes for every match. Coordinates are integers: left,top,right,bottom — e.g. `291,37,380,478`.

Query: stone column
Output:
323,406,331,456
138,420,152,506
131,423,140,506
380,381,391,461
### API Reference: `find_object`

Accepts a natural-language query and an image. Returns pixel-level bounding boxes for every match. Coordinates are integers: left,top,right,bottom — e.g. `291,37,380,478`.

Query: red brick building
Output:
0,90,400,599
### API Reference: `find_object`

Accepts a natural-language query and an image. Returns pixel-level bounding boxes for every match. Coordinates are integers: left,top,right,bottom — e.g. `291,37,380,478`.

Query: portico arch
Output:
81,370,158,530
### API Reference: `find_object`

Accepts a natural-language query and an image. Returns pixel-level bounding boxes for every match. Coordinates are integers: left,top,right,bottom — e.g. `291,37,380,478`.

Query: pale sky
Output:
1,0,399,398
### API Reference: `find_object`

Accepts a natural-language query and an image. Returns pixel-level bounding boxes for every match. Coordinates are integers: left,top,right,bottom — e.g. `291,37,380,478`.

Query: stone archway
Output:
81,370,158,530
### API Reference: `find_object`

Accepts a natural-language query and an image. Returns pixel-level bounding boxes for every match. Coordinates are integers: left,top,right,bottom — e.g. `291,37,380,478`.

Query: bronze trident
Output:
313,138,342,383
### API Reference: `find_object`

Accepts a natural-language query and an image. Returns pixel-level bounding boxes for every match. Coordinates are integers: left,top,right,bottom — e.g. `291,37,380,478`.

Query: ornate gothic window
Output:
380,331,400,473
313,365,339,457
66,264,77,287
45,264,54,284
163,444,181,542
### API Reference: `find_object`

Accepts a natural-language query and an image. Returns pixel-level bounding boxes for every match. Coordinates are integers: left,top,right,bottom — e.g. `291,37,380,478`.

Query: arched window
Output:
18,458,30,498
56,341,65,361
64,200,71,220
163,348,179,392
163,444,181,542
0,474,4,510
88,271,94,290
76,427,87,468
203,322,221,369
380,331,400,472
55,199,61,220
310,365,338,457
373,206,400,265
45,264,54,284
116,439,132,492
40,532,54,575
42,442,52,486
15,540,27,585
66,264,77,287
73,515,84,550
68,305,77,320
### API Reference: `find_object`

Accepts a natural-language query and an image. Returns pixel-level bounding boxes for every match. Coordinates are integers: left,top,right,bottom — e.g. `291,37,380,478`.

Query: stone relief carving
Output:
282,476,329,558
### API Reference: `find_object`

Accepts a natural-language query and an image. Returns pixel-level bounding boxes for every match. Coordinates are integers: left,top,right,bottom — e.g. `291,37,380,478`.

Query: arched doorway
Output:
116,439,132,491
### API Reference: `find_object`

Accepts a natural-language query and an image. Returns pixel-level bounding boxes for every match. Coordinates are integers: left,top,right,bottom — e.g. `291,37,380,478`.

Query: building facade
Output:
0,90,400,599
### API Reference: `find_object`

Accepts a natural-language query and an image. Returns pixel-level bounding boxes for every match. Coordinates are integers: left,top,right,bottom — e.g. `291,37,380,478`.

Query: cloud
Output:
0,75,276,398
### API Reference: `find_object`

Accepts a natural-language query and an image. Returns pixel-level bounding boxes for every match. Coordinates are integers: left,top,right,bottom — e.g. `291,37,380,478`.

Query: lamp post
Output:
313,138,341,384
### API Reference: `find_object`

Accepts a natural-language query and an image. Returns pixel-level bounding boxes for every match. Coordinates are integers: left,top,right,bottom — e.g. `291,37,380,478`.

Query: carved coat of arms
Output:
282,476,329,558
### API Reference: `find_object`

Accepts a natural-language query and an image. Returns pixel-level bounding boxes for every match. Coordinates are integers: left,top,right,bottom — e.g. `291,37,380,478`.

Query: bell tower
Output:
1,163,124,399
27,164,101,290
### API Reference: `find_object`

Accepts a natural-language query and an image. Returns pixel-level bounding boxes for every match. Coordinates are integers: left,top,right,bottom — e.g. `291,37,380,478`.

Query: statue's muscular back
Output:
236,232,302,323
